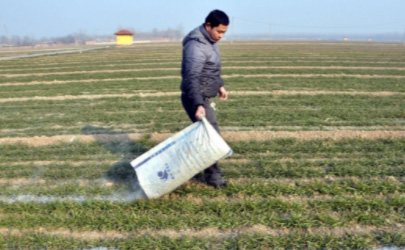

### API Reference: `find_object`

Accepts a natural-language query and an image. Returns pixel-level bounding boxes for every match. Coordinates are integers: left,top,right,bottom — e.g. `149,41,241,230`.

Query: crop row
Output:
2,67,405,84
1,94,404,137
1,194,403,229
0,176,403,197
1,60,405,74
1,76,404,97
1,229,403,250
1,158,403,180
2,58,404,76
2,137,404,161
1,64,405,76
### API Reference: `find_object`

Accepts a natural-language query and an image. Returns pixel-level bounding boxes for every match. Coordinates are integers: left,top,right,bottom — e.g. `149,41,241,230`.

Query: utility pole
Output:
231,17,234,44
402,27,405,45
269,23,272,41
3,24,13,50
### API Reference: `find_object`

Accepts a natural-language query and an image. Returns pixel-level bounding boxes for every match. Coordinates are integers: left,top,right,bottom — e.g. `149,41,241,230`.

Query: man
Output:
180,10,229,188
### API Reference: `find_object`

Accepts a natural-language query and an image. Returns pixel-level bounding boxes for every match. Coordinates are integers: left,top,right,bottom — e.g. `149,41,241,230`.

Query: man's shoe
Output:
205,175,227,188
206,180,227,188
192,172,205,182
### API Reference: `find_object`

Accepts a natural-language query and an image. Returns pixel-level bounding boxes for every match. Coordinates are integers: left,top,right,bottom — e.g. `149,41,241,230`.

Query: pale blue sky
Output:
1,0,404,38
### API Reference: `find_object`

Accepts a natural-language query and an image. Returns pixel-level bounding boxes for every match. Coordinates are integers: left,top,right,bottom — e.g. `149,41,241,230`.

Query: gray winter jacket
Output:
180,24,225,107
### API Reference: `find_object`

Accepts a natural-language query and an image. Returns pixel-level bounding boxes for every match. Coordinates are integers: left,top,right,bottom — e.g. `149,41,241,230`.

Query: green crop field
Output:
0,41,404,249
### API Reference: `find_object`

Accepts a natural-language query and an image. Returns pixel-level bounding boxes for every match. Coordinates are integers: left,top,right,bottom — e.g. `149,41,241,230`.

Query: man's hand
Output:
195,105,205,121
218,86,228,100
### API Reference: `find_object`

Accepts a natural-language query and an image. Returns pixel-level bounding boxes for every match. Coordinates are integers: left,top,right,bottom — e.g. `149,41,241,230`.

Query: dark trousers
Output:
181,93,222,179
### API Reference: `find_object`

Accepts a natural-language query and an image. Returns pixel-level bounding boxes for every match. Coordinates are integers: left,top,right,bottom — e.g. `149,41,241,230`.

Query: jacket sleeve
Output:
219,76,225,87
182,41,205,107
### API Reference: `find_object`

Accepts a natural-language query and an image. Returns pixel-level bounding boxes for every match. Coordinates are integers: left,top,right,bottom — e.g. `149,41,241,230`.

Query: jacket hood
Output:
182,24,216,46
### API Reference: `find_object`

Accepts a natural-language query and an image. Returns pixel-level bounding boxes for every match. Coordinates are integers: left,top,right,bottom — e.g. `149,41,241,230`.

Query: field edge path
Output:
1,130,404,146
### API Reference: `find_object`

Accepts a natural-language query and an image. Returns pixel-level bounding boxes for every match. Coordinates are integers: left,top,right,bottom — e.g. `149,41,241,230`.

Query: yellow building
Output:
114,29,134,45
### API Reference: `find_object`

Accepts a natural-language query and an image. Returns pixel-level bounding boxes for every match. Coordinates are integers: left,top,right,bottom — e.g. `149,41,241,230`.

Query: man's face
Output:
205,23,228,42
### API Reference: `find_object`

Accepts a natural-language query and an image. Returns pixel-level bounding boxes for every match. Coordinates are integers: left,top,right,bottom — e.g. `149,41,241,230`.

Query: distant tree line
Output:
0,26,185,46
133,25,184,40
0,32,96,46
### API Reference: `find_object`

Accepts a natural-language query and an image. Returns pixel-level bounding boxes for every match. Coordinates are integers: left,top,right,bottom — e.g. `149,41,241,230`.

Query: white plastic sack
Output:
130,116,233,198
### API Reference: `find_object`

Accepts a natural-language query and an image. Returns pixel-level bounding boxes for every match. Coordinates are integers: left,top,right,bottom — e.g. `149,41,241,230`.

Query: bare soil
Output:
2,72,404,87
0,224,400,240
2,65,404,78
0,130,403,146
1,90,403,103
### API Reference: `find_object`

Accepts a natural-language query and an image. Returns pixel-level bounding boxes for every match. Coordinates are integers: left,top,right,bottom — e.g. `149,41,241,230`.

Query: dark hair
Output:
205,10,229,28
